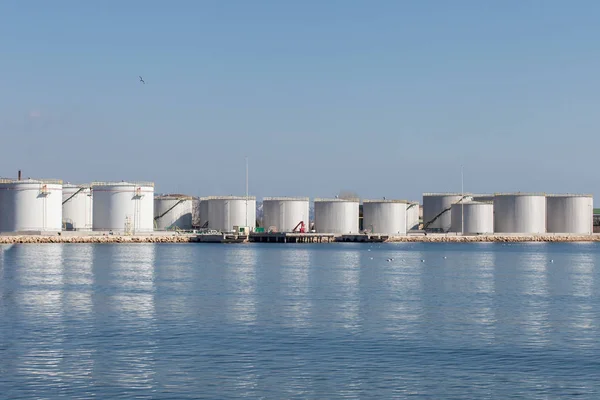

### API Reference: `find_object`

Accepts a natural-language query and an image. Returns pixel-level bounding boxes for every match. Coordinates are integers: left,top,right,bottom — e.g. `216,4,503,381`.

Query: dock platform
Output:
195,233,247,243
248,232,335,243
336,234,389,243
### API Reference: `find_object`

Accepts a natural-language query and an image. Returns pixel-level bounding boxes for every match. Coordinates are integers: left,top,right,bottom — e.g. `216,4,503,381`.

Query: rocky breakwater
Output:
386,234,600,243
0,235,198,244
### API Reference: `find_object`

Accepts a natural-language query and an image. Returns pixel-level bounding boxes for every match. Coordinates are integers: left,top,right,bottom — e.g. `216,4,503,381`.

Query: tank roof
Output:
0,178,62,184
92,181,154,187
423,192,471,197
493,192,546,196
155,194,193,200
452,201,493,205
202,195,256,200
263,196,309,201
546,193,593,198
64,182,91,188
314,198,359,202
363,199,408,204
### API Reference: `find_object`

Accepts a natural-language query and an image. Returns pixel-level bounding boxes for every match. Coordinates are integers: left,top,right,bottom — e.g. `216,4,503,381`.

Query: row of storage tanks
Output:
423,193,594,234
0,178,593,235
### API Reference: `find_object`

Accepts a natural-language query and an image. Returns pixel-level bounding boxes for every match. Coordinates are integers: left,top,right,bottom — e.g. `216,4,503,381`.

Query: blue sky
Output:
1,1,599,201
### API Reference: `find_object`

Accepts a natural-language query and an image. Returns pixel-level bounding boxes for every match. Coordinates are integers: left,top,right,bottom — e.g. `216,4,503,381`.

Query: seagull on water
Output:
139,76,145,84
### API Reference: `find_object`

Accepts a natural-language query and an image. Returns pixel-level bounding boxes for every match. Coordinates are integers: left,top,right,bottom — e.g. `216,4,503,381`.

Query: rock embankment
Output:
0,235,197,244
386,234,600,243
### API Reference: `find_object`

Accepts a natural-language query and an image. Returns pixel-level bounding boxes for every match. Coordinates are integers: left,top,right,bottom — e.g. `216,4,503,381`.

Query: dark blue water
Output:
0,242,599,399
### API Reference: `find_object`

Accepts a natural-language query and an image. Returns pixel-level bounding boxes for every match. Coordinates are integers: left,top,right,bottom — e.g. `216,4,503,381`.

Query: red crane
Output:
292,221,306,233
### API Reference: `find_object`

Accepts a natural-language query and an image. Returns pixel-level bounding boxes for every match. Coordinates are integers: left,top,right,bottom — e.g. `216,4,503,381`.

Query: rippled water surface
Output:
1,242,599,399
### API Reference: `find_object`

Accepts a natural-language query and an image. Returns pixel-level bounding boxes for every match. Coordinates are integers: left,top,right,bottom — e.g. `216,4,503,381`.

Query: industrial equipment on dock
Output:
422,193,472,232
314,198,359,234
154,194,193,230
262,197,310,233
203,196,256,233
92,181,154,233
450,201,494,234
406,202,420,231
493,193,546,233
62,183,92,231
362,199,407,235
546,194,593,234
0,178,63,232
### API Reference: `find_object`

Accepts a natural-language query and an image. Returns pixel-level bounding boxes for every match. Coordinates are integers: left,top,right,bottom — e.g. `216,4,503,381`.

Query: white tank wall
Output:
262,198,309,232
154,197,193,230
0,180,62,232
92,183,154,233
546,195,593,234
314,199,359,234
199,199,209,228
206,197,256,232
494,194,546,233
62,184,92,231
423,194,469,232
363,201,407,235
450,202,494,234
406,202,420,231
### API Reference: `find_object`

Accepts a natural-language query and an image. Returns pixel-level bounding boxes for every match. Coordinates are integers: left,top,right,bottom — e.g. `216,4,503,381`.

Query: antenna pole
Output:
461,164,464,235
245,156,249,228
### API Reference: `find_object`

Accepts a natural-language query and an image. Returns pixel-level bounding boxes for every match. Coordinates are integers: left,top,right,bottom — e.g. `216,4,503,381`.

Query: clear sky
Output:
1,1,599,202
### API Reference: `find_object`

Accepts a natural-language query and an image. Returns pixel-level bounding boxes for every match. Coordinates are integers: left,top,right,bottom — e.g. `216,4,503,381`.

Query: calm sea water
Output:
0,242,599,399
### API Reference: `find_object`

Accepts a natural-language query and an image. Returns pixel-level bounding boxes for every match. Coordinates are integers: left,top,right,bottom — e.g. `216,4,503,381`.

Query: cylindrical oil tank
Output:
262,197,310,232
422,193,471,232
546,194,593,234
205,196,256,232
0,178,63,232
92,181,154,233
450,201,494,234
363,200,407,235
406,202,420,231
154,194,193,230
494,193,546,233
62,183,92,231
314,198,359,234
199,198,209,228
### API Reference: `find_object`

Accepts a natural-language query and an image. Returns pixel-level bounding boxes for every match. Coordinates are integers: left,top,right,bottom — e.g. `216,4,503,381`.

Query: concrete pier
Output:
248,232,335,243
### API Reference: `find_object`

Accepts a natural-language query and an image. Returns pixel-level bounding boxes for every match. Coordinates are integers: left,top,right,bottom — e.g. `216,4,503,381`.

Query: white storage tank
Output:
450,201,494,234
205,196,256,232
494,193,546,233
198,198,209,229
62,183,92,231
154,194,193,230
422,193,471,232
92,181,154,233
0,178,63,232
363,200,407,235
262,197,310,232
546,194,593,234
314,198,359,234
406,202,420,231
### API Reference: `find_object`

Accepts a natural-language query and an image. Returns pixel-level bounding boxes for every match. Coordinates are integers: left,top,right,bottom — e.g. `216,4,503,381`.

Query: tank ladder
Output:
62,187,85,205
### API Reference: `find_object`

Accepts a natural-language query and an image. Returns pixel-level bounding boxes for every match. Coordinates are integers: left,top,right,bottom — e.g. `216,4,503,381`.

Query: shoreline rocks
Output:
1,233,599,244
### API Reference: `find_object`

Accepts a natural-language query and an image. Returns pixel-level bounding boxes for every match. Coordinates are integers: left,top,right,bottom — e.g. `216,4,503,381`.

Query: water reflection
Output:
518,248,550,347
62,244,94,318
12,245,66,394
565,251,597,348
225,246,258,324
278,248,312,329
108,244,156,319
153,244,196,318
330,248,361,331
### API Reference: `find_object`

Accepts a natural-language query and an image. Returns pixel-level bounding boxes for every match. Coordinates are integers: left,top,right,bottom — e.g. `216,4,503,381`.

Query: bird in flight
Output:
139,76,145,84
